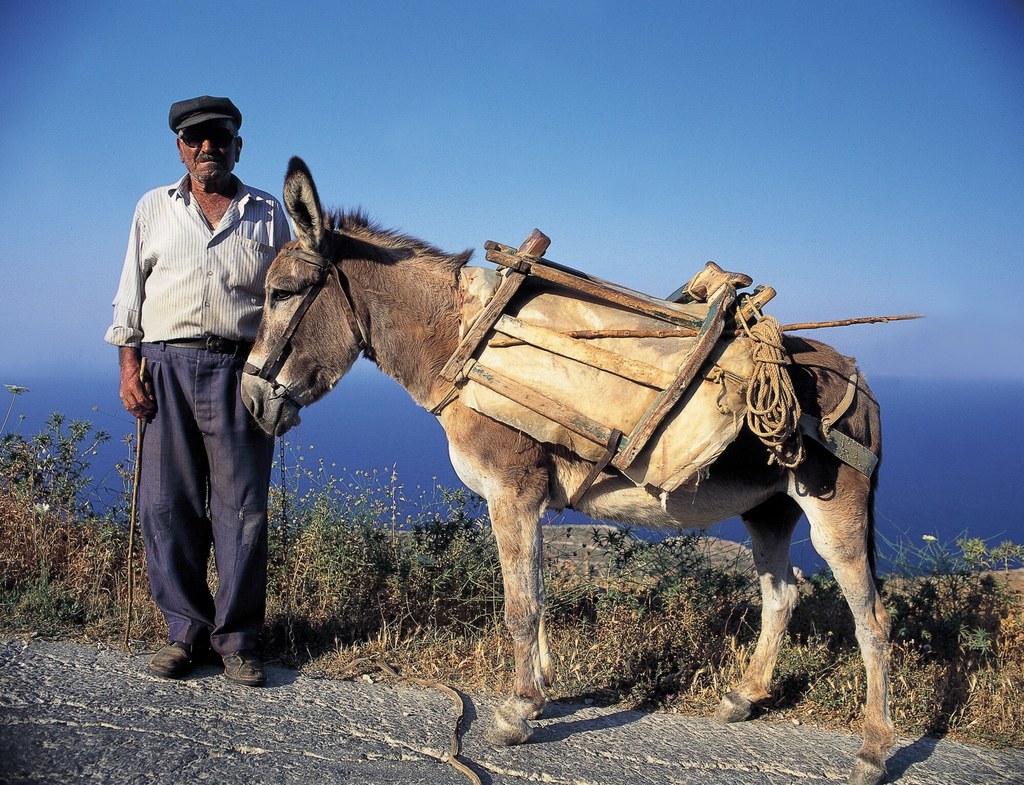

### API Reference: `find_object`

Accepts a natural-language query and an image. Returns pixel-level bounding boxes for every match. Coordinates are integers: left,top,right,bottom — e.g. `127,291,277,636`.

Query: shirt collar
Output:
168,173,251,203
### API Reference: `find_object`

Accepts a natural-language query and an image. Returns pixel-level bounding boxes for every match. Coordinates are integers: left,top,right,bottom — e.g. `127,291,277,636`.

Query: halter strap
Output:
334,265,372,356
282,247,332,267
243,246,370,390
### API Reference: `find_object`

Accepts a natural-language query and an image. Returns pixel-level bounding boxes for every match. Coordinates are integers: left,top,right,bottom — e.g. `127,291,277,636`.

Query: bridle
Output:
242,245,369,405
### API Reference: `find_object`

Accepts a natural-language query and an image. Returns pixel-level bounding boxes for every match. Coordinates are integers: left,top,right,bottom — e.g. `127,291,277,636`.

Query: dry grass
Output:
297,577,1024,749
2,419,1022,750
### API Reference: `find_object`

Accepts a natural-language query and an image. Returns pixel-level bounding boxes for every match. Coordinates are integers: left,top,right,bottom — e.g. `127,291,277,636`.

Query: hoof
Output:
714,691,754,724
485,704,534,746
847,756,886,785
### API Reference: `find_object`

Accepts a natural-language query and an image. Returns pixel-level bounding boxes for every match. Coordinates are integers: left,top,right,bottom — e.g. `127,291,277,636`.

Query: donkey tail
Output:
867,447,882,580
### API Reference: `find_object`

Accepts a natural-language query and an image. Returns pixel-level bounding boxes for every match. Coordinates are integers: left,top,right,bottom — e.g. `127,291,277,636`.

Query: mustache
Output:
197,152,224,164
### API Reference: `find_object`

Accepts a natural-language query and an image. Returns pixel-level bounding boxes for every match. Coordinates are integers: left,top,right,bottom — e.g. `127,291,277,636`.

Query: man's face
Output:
176,120,242,187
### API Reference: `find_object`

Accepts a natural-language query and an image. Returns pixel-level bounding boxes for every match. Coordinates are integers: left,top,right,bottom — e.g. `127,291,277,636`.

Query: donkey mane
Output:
326,208,473,273
318,207,473,405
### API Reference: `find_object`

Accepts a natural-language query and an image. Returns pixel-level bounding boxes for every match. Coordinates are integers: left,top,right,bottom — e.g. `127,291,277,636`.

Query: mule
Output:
241,157,893,785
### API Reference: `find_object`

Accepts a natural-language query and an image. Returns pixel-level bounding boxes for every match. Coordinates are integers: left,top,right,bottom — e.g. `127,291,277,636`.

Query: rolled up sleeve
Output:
104,206,147,347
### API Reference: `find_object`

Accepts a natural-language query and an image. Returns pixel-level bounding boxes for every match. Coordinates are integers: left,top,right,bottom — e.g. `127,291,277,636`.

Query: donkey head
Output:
242,157,366,436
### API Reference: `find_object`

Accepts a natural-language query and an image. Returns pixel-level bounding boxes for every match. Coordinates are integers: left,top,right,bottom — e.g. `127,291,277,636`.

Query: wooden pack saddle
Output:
433,230,781,506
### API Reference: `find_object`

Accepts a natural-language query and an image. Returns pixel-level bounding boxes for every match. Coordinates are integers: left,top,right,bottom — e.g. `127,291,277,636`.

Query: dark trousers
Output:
139,343,275,655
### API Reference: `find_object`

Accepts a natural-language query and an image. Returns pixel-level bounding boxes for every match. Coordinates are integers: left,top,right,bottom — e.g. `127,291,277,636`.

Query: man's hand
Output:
119,346,157,421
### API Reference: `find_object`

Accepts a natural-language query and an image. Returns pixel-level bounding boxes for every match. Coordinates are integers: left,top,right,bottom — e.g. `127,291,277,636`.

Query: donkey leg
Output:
716,495,801,723
446,415,553,746
538,614,555,689
802,490,893,785
484,488,550,746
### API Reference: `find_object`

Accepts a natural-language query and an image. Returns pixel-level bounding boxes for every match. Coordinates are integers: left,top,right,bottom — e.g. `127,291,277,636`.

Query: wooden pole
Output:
779,314,924,331
123,357,146,651
560,313,924,340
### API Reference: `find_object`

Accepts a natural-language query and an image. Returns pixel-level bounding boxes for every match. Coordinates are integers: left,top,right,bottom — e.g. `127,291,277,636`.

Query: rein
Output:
243,246,369,403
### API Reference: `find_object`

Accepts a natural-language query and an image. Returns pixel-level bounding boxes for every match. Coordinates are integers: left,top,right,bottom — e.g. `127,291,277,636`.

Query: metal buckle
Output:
205,335,228,354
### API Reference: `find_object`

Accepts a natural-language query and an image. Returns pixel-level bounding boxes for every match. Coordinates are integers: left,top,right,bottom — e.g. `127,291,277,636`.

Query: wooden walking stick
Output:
122,357,146,651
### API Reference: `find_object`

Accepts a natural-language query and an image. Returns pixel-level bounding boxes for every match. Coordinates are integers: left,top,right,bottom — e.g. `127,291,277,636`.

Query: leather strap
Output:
799,413,879,477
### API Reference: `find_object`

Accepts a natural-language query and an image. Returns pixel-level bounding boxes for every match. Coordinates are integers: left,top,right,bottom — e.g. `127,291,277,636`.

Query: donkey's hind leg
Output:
716,495,801,723
801,473,893,785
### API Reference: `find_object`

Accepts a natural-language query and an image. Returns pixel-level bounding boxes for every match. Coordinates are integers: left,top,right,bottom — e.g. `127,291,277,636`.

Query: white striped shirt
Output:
104,174,292,347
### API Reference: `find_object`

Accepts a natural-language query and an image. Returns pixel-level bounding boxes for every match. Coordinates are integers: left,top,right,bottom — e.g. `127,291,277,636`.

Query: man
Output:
105,96,291,686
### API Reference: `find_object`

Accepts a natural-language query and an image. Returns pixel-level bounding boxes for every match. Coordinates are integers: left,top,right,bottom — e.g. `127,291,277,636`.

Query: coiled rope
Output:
740,311,805,469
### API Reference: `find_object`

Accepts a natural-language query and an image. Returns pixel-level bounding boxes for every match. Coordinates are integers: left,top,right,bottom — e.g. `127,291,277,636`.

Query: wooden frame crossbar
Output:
484,241,705,330
439,231,552,383
462,360,626,453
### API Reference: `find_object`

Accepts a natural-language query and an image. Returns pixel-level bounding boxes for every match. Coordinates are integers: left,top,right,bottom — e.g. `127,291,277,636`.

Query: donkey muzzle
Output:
241,374,303,436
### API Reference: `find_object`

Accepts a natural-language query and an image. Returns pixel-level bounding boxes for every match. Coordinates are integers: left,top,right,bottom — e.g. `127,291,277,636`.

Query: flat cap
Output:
168,95,242,132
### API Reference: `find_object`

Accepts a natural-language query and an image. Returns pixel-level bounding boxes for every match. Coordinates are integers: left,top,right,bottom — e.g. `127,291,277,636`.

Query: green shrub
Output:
883,534,1021,659
0,412,111,517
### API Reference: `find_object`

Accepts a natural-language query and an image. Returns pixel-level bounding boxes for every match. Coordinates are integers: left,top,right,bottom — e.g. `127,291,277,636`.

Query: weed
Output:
1,384,30,434
0,412,111,518
883,534,1020,659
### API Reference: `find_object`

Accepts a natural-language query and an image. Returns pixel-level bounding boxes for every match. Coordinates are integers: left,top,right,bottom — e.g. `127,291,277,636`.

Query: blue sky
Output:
2,0,1023,383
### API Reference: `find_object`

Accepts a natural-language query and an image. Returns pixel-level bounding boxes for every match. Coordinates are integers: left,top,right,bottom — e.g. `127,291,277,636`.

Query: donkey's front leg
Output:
484,483,549,746
444,411,552,746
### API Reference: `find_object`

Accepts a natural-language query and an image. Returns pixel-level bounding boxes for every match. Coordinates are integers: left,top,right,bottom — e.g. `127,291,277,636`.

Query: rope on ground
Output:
740,311,805,469
348,659,482,785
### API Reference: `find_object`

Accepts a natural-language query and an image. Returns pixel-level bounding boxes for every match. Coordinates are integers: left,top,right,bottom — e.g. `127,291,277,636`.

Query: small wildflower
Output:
922,534,937,543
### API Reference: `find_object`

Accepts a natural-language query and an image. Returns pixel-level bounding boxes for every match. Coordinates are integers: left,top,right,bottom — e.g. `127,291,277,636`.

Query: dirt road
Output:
1,638,1021,784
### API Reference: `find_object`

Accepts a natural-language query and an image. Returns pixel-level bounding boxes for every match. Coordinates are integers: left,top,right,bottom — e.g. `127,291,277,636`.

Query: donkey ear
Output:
283,157,327,252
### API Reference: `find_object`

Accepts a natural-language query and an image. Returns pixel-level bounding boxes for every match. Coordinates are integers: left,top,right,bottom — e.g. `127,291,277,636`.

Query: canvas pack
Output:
455,265,756,495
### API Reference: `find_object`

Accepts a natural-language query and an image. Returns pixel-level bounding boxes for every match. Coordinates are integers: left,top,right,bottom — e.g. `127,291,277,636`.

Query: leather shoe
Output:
148,641,195,679
222,650,266,686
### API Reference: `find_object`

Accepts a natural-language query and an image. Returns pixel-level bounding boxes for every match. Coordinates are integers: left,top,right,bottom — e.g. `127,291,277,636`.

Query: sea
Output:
3,365,1021,574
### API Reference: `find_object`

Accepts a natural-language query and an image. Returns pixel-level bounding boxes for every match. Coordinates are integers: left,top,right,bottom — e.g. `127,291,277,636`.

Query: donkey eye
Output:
270,288,295,303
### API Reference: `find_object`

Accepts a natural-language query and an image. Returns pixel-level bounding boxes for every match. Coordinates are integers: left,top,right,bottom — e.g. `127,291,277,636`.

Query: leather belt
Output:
158,336,253,357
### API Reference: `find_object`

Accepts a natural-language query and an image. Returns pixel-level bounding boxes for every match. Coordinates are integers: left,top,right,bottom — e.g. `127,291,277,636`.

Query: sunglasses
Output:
178,126,237,149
